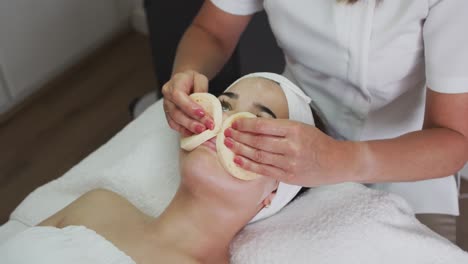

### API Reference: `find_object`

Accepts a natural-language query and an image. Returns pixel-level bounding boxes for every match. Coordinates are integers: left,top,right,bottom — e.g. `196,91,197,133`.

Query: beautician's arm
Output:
162,1,251,135
172,1,250,80
355,89,468,183
225,90,468,186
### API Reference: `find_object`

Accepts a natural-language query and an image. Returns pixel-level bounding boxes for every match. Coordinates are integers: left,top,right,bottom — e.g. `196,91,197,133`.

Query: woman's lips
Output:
201,137,217,152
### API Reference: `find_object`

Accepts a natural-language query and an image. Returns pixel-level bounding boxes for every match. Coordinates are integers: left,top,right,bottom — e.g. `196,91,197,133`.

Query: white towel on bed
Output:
0,226,135,264
1,99,467,263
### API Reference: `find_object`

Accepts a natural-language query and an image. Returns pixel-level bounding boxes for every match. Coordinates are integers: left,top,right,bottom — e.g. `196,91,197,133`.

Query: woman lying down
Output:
0,73,317,264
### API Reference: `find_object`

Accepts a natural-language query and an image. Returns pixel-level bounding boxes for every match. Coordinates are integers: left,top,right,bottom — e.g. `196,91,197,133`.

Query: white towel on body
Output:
1,82,467,263
0,226,135,264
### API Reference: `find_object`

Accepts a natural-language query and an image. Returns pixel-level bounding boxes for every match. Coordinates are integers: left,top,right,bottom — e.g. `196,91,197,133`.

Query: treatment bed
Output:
0,100,467,263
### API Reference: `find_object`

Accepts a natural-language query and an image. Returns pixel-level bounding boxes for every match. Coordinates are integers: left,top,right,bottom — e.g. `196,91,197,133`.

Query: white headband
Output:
224,72,315,223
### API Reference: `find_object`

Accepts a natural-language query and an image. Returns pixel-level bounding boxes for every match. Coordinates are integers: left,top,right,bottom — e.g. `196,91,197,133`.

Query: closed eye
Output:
220,99,232,112
254,103,277,119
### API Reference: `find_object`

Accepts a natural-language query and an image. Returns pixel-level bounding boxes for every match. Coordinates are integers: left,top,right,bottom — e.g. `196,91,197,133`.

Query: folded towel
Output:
232,183,468,263
2,99,467,263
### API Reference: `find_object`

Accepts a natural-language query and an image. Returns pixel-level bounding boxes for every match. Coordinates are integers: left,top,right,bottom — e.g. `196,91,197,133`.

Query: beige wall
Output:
0,0,132,114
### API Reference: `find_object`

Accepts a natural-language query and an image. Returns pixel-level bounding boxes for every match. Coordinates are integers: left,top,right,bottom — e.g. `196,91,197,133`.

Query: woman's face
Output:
179,78,288,215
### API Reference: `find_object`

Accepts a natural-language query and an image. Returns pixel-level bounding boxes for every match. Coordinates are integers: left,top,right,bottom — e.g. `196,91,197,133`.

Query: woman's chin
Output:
197,144,217,155
180,147,221,180
179,145,275,210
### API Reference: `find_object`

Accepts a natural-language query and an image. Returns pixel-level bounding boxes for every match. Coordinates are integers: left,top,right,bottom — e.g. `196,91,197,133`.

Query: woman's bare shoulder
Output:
76,188,125,206
39,188,144,228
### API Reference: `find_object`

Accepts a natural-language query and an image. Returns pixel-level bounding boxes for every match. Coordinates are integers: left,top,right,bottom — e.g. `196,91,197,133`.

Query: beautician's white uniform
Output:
211,0,468,215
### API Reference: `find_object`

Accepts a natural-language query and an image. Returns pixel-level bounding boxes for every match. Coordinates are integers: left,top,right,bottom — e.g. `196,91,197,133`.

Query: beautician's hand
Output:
162,70,214,136
223,119,361,186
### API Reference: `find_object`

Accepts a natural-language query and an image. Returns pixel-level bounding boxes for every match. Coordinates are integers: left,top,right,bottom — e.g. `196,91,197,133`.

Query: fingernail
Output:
234,156,243,166
232,121,238,130
224,138,234,149
195,125,206,134
224,128,232,137
195,109,205,118
184,129,194,137
205,120,214,130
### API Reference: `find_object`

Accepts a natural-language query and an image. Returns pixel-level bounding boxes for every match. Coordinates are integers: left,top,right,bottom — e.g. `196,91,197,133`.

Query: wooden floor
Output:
0,31,466,252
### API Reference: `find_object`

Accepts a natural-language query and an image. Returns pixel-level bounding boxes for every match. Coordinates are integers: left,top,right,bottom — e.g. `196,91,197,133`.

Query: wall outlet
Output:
0,64,12,99
131,4,148,35
0,64,8,87
0,64,13,114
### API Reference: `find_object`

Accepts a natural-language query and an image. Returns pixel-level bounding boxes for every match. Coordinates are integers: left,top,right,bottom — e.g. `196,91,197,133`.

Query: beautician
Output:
162,0,468,242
